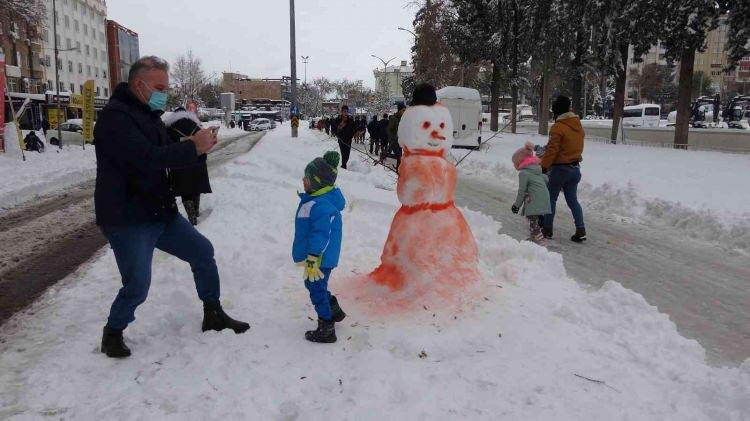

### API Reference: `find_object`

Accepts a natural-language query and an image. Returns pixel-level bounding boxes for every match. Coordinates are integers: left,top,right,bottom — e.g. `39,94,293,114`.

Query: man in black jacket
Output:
334,105,355,169
95,56,249,359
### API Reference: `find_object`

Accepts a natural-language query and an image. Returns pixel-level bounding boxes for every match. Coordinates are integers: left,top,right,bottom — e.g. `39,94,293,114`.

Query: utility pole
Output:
289,0,298,137
301,56,309,85
53,0,63,149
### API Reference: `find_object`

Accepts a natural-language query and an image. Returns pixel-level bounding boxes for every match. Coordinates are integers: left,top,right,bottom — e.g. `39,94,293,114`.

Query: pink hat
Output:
512,141,539,170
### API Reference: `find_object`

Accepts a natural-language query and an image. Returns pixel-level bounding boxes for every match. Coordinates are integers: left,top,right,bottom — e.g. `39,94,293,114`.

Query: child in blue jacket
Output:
293,151,347,343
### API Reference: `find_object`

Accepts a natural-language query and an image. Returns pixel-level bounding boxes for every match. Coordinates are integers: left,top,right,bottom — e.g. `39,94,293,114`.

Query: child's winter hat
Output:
305,151,340,192
512,141,539,170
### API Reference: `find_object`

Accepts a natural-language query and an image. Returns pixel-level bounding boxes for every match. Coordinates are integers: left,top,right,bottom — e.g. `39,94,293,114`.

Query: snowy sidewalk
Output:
0,126,748,420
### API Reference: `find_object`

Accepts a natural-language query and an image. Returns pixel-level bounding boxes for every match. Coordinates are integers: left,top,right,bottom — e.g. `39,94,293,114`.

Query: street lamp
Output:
397,27,416,37
50,0,80,149
371,54,396,103
301,55,309,85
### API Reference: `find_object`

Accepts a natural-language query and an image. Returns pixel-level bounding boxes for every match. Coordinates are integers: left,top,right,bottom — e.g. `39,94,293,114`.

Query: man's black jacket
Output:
94,82,198,226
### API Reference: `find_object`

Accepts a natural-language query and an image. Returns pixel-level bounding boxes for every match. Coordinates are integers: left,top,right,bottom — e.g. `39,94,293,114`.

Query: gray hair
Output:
128,56,169,84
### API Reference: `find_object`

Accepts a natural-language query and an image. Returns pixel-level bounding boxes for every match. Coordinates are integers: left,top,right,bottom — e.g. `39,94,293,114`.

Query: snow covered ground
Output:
1,125,748,420
455,132,750,253
0,122,248,211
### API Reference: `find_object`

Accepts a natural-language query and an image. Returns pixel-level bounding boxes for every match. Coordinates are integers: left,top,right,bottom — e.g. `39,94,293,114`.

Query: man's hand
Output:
192,128,218,155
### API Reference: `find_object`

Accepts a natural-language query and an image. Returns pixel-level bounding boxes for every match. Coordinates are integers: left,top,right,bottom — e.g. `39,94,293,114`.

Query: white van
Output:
436,86,482,149
622,104,660,128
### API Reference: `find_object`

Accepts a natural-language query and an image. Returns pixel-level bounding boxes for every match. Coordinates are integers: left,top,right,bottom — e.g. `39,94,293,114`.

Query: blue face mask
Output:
139,81,167,111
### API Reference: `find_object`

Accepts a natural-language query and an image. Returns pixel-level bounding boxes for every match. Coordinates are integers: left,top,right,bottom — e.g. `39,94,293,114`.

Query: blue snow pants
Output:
304,268,333,321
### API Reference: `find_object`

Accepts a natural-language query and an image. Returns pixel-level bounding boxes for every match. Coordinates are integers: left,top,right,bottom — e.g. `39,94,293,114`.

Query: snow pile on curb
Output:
0,126,748,419
0,122,250,211
457,133,750,252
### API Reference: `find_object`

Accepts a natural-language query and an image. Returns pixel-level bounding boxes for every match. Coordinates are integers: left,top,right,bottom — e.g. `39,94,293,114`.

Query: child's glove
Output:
303,254,324,282
511,204,519,214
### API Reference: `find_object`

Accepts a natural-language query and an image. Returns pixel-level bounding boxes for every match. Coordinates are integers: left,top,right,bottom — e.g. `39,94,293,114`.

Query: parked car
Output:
249,118,272,131
622,104,660,128
270,120,277,129
47,119,94,145
436,86,483,149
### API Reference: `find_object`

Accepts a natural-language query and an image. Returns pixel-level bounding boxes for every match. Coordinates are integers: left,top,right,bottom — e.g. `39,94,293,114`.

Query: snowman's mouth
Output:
427,141,441,147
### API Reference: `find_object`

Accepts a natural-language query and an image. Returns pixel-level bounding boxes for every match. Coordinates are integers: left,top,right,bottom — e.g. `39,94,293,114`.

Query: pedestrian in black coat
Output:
163,108,213,225
334,106,356,169
367,115,379,154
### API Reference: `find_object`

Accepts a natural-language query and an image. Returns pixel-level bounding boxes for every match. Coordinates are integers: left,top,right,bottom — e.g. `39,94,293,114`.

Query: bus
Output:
622,104,660,128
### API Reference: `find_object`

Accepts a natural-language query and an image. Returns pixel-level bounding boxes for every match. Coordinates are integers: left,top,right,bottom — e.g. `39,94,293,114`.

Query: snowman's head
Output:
398,104,454,154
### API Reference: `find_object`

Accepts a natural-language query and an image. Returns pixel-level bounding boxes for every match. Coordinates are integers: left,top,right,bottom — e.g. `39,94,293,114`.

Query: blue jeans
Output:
101,215,220,330
304,268,333,321
543,164,585,229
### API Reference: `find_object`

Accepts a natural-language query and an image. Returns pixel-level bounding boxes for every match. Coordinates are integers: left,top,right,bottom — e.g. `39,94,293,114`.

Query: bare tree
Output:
0,0,45,27
171,50,211,104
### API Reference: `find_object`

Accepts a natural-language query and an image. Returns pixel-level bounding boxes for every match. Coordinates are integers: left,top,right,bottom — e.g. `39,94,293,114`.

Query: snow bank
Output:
0,126,748,420
457,132,750,252
0,122,251,211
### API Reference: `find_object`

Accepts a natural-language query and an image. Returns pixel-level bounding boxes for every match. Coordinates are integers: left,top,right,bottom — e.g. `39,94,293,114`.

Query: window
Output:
85,45,90,56
78,63,82,73
73,0,77,10
57,58,62,70
104,88,108,97
55,33,60,44
644,107,660,116
96,87,101,96
47,80,53,90
74,20,79,32
84,24,88,36
87,65,91,76
45,55,51,67
76,41,81,51
103,70,106,79
64,15,70,28
95,67,98,77
67,60,72,72
70,83,75,93
59,81,65,92
94,48,98,59
66,38,71,49
43,29,49,42
623,109,642,118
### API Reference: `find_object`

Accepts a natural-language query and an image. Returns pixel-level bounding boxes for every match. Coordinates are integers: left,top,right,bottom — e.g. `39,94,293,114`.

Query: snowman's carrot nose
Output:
431,130,446,140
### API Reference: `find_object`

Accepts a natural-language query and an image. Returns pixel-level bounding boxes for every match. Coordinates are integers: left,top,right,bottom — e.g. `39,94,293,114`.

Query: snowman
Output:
370,84,479,300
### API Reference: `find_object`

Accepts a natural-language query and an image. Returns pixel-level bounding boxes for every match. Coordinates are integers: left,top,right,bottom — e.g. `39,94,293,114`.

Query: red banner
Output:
0,51,6,153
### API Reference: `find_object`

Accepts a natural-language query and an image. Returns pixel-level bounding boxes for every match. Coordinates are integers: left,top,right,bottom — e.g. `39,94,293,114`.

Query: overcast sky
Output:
107,0,417,88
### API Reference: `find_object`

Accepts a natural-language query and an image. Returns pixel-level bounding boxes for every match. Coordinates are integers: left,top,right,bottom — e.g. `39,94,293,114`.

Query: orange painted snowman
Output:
370,97,480,300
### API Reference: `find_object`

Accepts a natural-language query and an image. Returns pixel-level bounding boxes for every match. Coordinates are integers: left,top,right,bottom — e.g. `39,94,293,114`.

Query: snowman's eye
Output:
440,122,445,129
422,121,431,129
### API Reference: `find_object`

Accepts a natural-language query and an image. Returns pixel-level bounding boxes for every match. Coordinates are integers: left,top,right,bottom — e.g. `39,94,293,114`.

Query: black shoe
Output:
101,326,131,358
305,318,337,343
542,226,553,239
571,227,587,243
202,302,250,334
329,295,346,323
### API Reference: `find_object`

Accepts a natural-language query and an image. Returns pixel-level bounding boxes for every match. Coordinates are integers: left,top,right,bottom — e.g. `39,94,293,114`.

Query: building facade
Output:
221,72,292,103
0,12,45,94
42,0,110,98
373,60,413,104
105,20,139,92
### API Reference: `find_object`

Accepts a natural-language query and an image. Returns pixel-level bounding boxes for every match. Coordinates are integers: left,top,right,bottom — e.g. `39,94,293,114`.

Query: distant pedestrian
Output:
511,141,550,246
324,117,330,136
382,103,406,170
335,105,355,169
540,95,586,242
94,56,249,359
41,119,50,137
378,113,389,158
163,108,213,226
367,115,379,155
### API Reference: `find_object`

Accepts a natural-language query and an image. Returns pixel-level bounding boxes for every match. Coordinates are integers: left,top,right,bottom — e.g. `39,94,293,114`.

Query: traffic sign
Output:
290,105,299,116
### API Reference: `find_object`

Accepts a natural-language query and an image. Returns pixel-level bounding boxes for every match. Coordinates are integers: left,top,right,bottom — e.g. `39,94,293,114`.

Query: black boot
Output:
101,326,131,358
305,318,337,343
571,227,587,243
329,295,346,323
542,225,553,239
202,302,250,334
